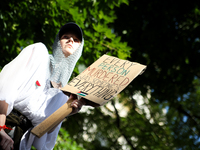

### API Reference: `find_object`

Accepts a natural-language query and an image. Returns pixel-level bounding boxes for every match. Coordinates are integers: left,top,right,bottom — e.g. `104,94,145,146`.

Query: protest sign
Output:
61,54,146,106
31,54,146,138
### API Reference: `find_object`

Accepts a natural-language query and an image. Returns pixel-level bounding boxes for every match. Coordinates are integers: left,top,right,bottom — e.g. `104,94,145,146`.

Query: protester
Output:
0,22,85,150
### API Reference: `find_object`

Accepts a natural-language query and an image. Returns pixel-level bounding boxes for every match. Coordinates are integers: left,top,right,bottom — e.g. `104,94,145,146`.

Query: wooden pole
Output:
31,99,73,138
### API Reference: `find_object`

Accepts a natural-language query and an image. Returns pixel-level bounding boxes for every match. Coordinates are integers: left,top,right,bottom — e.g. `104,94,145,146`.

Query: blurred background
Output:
1,0,200,149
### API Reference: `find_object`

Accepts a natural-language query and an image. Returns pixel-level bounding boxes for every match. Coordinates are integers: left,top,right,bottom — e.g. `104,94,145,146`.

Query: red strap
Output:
0,125,13,131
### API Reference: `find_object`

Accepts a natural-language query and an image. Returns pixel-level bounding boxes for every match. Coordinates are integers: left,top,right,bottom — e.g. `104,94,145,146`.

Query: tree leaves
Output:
2,0,200,149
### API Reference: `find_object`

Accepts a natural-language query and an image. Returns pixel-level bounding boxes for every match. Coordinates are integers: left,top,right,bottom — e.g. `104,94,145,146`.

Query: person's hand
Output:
0,129,14,150
69,94,86,115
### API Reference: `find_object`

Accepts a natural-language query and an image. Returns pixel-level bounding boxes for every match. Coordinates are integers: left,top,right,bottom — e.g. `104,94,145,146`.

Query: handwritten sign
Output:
61,55,146,106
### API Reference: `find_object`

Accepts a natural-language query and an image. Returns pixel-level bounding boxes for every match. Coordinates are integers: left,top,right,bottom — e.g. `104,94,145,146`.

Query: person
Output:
0,22,86,150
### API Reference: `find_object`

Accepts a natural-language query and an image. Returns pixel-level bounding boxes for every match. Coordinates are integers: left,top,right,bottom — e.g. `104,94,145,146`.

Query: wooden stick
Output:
31,99,73,138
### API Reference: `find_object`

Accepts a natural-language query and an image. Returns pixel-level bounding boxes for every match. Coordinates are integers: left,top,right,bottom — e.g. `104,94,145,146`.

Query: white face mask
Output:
49,32,84,87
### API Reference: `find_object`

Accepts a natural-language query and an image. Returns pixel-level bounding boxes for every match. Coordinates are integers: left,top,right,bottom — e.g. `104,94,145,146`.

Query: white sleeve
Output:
0,43,49,115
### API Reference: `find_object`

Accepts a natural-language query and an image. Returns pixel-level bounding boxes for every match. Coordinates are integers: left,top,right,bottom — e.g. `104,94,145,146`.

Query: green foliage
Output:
1,0,200,149
55,128,84,150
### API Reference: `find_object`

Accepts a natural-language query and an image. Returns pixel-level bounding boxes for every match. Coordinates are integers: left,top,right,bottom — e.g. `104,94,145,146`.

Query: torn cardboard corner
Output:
61,54,147,106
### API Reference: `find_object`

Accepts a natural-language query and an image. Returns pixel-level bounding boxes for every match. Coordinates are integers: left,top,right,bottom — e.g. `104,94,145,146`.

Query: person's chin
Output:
66,52,74,57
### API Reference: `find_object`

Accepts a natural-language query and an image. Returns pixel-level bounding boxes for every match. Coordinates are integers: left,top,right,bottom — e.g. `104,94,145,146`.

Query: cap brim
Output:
59,22,83,41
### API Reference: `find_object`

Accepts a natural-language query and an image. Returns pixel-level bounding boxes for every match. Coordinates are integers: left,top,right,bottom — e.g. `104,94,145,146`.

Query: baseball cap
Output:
59,22,83,41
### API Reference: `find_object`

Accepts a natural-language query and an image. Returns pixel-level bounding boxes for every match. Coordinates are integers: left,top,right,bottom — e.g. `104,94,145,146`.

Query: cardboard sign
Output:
61,54,146,106
31,54,146,138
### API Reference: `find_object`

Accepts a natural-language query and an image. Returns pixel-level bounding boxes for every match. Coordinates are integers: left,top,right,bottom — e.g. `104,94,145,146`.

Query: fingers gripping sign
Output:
69,94,86,116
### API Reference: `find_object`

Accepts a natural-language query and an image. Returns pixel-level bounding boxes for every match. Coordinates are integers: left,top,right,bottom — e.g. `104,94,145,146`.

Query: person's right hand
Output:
0,129,14,150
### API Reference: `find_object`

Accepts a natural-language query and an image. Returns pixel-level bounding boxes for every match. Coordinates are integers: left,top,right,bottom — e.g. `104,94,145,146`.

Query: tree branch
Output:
111,100,137,150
